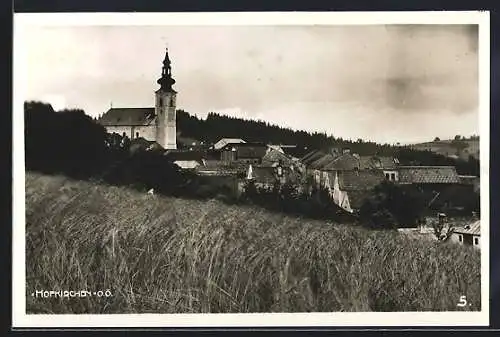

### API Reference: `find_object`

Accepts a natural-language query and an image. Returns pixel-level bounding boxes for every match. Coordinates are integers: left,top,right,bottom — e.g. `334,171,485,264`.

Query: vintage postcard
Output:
13,11,490,328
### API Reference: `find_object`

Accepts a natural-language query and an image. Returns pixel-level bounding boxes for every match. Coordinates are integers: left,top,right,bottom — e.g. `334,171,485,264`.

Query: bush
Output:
102,151,195,197
359,181,426,229
241,181,351,222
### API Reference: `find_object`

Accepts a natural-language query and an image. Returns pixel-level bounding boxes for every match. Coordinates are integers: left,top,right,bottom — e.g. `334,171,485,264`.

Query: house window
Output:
459,235,463,242
136,132,139,138
385,173,390,180
474,237,479,245
391,173,395,181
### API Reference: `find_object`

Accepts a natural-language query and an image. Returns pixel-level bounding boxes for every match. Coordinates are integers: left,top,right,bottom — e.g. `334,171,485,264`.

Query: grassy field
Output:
25,172,481,313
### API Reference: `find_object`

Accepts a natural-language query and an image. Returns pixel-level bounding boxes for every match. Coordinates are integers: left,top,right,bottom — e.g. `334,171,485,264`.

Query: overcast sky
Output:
20,24,479,144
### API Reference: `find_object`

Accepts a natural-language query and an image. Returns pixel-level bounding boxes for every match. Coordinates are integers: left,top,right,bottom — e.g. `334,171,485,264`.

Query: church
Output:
98,48,178,150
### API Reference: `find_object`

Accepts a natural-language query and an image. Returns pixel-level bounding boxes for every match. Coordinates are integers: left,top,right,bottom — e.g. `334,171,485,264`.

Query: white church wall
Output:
132,126,156,142
105,126,133,138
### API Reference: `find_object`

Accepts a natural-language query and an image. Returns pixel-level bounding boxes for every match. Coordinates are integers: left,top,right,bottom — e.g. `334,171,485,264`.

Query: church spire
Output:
157,47,176,92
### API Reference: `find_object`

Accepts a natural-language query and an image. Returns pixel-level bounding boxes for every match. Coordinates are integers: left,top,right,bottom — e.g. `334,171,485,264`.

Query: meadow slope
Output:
25,172,481,313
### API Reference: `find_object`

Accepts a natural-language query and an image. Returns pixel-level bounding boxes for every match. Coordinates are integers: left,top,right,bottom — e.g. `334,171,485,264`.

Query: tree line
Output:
177,110,397,157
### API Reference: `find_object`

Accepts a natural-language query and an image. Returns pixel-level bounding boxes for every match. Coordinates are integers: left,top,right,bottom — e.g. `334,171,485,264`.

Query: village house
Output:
458,175,480,193
219,142,269,164
359,155,400,182
212,138,246,150
98,48,178,150
164,150,206,170
397,166,461,186
449,219,481,249
245,162,304,191
314,169,386,213
396,165,476,215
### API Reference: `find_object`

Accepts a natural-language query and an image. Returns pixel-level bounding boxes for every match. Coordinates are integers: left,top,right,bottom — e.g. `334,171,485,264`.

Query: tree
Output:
25,101,108,178
431,214,453,241
451,139,469,154
359,181,427,229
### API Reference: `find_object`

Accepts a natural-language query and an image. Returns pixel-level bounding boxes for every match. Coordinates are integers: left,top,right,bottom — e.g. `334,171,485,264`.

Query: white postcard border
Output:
12,11,490,328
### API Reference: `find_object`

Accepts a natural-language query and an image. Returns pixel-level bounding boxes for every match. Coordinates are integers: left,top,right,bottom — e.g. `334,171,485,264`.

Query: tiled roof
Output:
359,156,398,170
301,150,326,165
338,170,386,191
309,153,337,169
213,138,246,150
250,166,278,185
98,107,155,126
319,170,385,210
234,144,268,159
199,160,248,171
398,166,460,184
261,148,295,167
322,154,361,171
453,220,480,235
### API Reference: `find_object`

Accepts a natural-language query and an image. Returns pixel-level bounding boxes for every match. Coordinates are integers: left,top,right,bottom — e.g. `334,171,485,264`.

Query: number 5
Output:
457,295,467,307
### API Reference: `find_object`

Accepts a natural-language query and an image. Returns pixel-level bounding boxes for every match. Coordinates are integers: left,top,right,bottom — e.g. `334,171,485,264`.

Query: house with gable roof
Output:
450,219,481,249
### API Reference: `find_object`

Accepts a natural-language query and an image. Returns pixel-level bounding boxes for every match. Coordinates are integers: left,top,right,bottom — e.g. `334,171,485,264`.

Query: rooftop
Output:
398,166,460,184
453,220,480,235
213,138,246,150
98,107,155,126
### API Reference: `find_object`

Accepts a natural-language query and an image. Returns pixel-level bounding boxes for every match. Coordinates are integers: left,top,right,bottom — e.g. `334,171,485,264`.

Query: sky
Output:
19,24,479,144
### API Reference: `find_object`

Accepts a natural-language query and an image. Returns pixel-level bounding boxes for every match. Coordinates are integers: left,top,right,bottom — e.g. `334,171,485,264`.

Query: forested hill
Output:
177,110,397,156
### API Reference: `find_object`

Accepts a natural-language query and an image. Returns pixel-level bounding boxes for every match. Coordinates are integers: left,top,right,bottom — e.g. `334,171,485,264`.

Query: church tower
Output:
155,48,177,150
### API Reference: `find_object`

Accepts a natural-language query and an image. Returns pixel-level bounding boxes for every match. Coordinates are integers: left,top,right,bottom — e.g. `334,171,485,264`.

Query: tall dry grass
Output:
25,172,481,313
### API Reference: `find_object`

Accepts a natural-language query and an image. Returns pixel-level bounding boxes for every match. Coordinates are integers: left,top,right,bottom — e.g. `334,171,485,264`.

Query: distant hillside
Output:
410,137,480,161
176,110,398,157
26,172,481,313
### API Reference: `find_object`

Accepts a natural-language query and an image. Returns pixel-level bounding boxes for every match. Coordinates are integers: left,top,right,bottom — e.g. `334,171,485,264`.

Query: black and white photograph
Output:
13,12,490,327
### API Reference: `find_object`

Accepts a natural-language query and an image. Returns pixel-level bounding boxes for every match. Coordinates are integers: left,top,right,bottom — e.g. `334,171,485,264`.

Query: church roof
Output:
98,107,156,126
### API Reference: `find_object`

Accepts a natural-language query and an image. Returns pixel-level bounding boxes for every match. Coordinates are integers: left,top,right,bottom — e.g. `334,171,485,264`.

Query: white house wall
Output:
449,232,463,245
